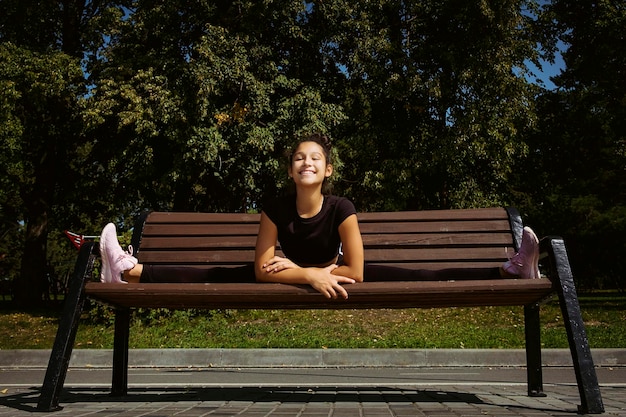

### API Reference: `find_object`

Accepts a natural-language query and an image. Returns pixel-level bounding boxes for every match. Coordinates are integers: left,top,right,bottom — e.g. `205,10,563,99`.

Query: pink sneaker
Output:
501,227,540,279
99,223,137,283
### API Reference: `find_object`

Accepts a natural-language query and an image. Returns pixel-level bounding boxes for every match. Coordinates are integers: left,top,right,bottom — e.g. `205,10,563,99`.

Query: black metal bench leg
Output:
548,238,604,414
37,242,96,412
111,307,131,396
524,302,545,397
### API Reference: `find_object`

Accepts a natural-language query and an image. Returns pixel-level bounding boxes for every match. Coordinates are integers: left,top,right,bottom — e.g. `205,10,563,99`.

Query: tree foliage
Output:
0,42,84,305
83,1,346,216
312,0,541,210
512,0,626,289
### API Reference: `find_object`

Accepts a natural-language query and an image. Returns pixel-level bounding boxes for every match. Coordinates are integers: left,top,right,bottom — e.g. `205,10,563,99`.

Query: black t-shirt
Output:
262,195,357,265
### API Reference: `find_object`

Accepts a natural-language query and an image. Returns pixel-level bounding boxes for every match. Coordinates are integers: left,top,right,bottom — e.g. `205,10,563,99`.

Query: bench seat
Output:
85,279,555,309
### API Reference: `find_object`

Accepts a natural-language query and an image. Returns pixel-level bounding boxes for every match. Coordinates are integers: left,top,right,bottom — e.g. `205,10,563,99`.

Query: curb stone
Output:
0,348,624,368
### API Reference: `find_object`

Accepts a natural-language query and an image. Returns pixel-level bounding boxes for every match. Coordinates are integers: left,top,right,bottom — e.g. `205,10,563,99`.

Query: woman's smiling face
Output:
289,141,333,187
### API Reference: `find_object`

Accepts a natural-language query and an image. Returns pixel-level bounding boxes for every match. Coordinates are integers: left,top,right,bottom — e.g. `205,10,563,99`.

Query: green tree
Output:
0,0,125,305
514,0,626,289
84,1,346,215
0,43,84,305
309,0,542,211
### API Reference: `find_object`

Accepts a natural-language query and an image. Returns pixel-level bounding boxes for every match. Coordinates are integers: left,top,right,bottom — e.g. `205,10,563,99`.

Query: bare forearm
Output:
331,265,363,282
255,265,314,284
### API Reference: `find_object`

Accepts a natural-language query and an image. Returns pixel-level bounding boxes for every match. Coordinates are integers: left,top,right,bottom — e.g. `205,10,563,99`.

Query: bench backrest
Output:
131,208,522,272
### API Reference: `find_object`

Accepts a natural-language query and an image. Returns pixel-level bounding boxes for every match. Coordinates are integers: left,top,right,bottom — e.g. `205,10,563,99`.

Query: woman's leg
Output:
100,222,256,283
364,264,502,282
139,264,255,283
364,227,541,281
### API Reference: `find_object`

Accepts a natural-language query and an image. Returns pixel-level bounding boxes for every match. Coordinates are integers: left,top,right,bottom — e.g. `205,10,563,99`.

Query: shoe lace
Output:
114,245,135,263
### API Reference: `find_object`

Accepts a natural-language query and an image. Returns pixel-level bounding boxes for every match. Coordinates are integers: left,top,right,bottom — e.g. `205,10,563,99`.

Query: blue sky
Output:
527,50,566,90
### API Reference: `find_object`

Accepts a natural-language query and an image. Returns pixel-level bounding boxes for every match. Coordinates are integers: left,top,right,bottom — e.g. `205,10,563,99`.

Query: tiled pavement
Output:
1,366,625,416
1,383,625,416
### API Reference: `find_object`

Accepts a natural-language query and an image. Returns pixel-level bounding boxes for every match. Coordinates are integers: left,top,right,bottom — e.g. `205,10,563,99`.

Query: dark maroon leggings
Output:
140,264,256,283
363,264,501,281
140,263,501,283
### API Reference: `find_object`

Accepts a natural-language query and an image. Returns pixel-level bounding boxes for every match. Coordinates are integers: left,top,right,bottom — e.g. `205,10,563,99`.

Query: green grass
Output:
1,292,624,350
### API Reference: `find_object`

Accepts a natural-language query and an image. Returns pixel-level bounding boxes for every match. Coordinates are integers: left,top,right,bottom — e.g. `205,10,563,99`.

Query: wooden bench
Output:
37,207,604,413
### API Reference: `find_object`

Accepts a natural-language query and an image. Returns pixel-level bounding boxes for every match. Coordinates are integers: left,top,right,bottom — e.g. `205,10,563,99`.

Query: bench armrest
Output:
539,236,604,414
37,241,99,411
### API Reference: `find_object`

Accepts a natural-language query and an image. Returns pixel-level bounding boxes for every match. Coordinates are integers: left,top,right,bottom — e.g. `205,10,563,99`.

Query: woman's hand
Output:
306,264,356,300
261,257,355,299
263,256,298,273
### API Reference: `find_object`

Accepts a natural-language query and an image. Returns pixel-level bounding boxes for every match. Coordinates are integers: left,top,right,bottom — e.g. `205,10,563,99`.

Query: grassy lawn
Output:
1,292,624,350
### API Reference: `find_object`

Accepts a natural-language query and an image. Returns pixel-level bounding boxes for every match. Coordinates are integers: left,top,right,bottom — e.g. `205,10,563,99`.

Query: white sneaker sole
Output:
99,223,124,283
99,225,112,283
524,227,540,279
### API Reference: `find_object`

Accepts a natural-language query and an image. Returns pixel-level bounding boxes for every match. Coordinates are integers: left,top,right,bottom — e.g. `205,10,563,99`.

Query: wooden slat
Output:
146,212,261,223
142,223,260,236
85,279,554,309
138,236,258,250
361,233,513,247
359,220,512,234
357,207,508,222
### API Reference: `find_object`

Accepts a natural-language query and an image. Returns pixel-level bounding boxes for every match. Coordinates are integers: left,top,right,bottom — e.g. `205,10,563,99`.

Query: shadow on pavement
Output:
1,386,486,412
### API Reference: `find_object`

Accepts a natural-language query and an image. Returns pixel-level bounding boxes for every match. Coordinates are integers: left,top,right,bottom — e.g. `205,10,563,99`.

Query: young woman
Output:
253,136,364,299
99,133,539,298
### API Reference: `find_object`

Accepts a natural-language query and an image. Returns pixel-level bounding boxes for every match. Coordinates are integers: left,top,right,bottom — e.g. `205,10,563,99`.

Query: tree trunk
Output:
14,138,56,307
15,199,50,307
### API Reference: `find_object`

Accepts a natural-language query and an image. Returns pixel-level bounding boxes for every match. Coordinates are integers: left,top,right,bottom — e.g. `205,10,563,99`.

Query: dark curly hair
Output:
289,132,332,165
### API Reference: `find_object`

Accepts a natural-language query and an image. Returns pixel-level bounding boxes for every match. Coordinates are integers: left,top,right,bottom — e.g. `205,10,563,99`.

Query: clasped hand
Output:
262,256,356,299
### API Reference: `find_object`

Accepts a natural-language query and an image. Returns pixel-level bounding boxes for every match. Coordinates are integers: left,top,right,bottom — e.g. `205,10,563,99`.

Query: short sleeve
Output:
334,197,357,226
